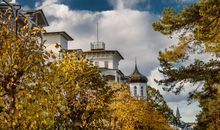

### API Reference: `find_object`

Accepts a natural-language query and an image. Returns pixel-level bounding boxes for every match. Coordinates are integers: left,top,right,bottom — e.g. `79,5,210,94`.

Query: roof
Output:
129,63,147,83
84,50,124,60
99,68,124,76
44,31,74,41
21,9,49,27
0,4,49,27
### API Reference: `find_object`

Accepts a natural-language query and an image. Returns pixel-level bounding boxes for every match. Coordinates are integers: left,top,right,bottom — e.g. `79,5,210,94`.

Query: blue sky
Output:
14,0,200,122
17,0,196,14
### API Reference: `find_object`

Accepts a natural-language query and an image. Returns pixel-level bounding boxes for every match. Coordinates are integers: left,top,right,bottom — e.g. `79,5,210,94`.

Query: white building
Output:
84,42,124,83
128,63,148,99
43,31,74,56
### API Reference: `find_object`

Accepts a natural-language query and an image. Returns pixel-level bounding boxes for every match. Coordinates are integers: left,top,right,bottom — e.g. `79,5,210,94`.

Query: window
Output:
134,86,137,96
104,61,109,68
141,86,144,97
94,61,99,67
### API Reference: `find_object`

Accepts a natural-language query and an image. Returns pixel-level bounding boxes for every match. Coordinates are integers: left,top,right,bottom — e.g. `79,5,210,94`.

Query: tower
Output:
84,23,124,83
176,106,181,119
129,61,148,99
175,105,182,129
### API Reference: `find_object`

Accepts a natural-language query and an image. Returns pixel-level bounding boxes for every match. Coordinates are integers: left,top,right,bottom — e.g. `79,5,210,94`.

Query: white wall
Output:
92,59,113,69
43,34,68,56
87,53,122,69
44,34,61,55
86,53,115,69
129,83,147,98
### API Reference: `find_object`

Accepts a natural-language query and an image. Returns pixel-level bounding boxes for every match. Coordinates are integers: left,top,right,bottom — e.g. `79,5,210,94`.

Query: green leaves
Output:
147,86,175,124
153,0,220,128
153,0,220,62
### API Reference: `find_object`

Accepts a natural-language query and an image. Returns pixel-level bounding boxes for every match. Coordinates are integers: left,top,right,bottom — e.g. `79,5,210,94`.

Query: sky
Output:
14,0,200,122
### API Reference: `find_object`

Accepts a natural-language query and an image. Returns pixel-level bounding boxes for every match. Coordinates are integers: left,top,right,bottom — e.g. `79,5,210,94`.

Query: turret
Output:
129,61,148,99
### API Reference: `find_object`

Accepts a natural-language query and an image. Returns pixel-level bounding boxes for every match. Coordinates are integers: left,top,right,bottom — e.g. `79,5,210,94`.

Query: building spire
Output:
176,105,181,119
135,57,137,69
133,58,140,75
90,22,105,50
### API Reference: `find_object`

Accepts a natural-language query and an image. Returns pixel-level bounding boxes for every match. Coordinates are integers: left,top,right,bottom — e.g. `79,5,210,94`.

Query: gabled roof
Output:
21,9,49,27
129,63,147,83
0,4,49,27
84,50,124,60
44,31,74,41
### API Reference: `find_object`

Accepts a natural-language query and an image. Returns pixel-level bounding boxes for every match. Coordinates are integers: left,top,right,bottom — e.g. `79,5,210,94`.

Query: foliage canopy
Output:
153,0,220,129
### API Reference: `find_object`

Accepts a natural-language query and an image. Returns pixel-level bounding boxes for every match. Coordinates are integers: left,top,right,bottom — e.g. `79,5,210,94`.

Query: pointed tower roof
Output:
129,61,148,83
176,106,181,119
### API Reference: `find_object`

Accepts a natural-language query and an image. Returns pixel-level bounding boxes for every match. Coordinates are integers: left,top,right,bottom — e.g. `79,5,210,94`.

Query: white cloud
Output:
108,0,145,10
36,0,200,122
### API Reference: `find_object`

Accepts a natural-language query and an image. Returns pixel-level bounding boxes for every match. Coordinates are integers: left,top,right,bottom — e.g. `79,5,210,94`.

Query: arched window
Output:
134,86,137,96
141,86,144,97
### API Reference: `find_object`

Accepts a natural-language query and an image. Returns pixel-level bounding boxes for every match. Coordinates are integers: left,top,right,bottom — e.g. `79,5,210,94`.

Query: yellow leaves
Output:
13,64,18,69
160,43,187,62
12,122,16,126
109,84,171,130
24,17,29,24
160,35,193,62
55,43,61,48
15,16,19,21
0,9,59,129
25,33,29,37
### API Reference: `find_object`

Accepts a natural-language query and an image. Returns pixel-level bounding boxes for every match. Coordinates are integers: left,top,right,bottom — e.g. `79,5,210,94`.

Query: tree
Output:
0,9,60,129
147,86,175,124
193,83,220,130
0,9,113,129
108,83,171,130
153,0,220,61
51,53,111,129
152,0,220,128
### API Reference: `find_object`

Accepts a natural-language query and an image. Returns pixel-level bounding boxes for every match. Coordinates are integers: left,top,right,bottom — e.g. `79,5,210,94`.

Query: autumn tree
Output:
50,52,111,129
108,83,171,130
0,9,113,129
0,9,60,129
153,0,220,129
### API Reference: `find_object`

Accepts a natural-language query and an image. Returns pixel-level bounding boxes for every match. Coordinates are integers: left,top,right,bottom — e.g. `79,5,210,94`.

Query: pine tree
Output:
153,0,220,128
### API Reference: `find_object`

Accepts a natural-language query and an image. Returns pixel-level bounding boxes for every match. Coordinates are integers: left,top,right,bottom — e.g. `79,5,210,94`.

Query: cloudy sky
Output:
16,0,200,122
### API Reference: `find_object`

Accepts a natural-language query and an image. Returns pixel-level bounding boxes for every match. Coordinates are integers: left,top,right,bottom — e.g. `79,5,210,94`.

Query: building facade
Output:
43,31,74,56
84,42,124,83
